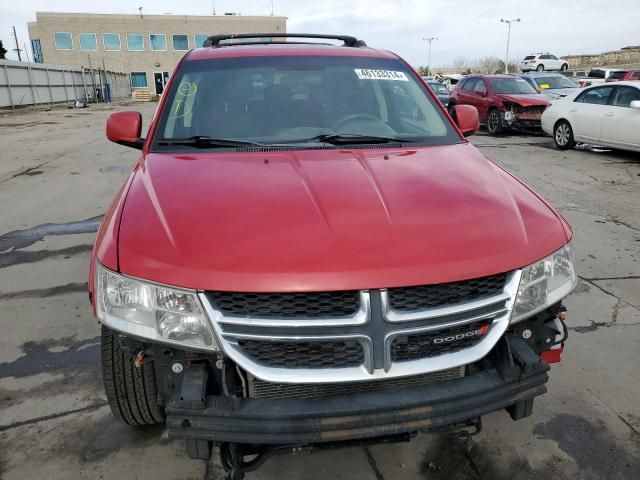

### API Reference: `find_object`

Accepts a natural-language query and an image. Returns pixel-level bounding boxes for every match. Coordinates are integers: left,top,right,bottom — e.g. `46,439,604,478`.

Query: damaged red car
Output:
90,34,576,479
449,75,551,134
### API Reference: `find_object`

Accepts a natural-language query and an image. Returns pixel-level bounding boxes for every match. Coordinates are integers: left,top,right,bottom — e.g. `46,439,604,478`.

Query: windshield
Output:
489,78,538,94
153,55,459,149
427,82,449,94
533,76,577,90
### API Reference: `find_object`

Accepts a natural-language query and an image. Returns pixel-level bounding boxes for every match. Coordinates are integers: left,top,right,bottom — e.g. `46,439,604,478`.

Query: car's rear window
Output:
534,76,578,90
489,78,538,94
607,71,626,80
153,55,459,150
427,82,449,94
524,55,536,60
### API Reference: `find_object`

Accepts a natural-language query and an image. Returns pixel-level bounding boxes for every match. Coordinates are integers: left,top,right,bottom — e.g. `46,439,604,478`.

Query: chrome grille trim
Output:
381,291,510,323
211,291,370,328
197,270,522,384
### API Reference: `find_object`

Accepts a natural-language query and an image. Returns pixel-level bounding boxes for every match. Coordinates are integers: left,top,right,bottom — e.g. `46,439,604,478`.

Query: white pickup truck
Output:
577,68,626,87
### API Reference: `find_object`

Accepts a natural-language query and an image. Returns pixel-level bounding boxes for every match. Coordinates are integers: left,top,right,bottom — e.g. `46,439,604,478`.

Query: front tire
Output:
486,108,503,135
101,326,165,426
536,64,545,72
561,63,568,71
553,120,576,150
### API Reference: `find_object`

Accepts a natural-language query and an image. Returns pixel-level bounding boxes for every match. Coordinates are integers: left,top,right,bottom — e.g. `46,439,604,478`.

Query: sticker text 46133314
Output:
354,69,409,81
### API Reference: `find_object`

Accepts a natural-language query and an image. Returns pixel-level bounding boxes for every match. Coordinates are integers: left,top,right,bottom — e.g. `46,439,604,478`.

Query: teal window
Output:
194,34,209,47
131,72,148,88
172,34,189,50
103,33,121,51
79,33,97,51
127,34,144,51
31,39,43,63
54,32,73,50
150,34,167,51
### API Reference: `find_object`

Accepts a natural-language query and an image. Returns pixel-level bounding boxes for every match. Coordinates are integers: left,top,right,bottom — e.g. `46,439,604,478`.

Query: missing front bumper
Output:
166,338,549,445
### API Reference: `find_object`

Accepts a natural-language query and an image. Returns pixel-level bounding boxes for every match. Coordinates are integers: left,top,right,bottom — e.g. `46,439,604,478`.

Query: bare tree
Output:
446,55,520,74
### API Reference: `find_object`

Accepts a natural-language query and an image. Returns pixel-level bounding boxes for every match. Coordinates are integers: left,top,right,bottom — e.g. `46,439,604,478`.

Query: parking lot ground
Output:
0,103,639,480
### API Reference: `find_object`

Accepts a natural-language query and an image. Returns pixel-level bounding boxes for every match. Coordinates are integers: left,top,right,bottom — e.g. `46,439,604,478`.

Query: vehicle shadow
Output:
574,144,640,164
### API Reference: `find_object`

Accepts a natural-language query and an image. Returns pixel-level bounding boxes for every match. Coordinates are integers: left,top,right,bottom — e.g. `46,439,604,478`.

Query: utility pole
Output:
23,42,31,62
500,18,520,74
12,26,23,61
422,36,437,76
271,0,274,16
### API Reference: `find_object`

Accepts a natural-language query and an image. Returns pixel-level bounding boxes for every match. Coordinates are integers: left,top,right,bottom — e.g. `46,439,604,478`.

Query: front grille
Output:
237,339,364,368
250,367,464,399
387,274,506,311
203,271,514,381
511,105,546,115
208,290,360,317
391,320,492,362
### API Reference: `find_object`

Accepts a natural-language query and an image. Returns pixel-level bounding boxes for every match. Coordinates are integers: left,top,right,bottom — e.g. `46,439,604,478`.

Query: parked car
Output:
542,81,640,152
518,72,580,99
449,75,551,134
578,68,626,87
520,53,569,72
95,33,576,479
424,79,450,106
605,69,640,82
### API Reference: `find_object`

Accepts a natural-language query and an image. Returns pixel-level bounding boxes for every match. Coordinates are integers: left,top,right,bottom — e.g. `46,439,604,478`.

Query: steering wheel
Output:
332,113,381,131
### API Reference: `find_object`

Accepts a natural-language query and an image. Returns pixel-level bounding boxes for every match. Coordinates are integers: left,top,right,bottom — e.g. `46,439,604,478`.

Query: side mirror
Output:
106,111,144,149
453,105,480,136
631,100,640,109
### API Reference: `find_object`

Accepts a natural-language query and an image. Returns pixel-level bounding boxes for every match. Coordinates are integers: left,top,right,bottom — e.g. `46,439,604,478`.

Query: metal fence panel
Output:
0,59,131,108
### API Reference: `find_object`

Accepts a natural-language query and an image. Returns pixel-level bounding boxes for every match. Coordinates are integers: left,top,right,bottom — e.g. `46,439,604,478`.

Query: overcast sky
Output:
2,0,639,66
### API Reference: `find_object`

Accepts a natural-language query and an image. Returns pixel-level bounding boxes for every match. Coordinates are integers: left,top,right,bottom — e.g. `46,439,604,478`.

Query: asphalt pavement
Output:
0,102,638,480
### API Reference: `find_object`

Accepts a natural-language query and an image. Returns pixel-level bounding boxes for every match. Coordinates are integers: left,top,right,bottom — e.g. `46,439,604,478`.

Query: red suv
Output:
449,75,551,134
91,34,576,479
605,69,640,82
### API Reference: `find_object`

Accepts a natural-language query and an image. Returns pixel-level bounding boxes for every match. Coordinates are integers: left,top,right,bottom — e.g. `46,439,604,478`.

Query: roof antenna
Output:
138,6,143,19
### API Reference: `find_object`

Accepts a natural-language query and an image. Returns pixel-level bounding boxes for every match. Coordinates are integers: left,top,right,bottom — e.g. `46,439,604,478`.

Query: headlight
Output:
511,243,577,323
95,263,217,350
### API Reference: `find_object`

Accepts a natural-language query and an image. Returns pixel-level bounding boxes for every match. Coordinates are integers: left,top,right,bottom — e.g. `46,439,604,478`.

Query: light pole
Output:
500,18,520,74
422,36,437,76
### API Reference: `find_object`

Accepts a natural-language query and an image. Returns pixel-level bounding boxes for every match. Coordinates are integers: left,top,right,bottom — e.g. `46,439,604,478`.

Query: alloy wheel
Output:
555,123,571,146
488,111,500,133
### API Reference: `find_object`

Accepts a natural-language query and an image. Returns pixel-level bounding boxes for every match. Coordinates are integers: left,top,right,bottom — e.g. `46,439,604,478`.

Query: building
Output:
563,45,640,70
27,12,287,97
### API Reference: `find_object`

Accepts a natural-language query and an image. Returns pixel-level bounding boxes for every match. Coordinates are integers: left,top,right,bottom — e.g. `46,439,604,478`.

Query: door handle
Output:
605,112,615,117
569,109,577,113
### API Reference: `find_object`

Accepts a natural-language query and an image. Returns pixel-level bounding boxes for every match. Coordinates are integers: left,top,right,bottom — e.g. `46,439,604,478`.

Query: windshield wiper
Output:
291,133,417,145
157,136,266,148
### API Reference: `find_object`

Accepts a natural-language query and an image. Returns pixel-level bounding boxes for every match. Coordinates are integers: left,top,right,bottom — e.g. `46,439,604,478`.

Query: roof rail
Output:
203,33,367,48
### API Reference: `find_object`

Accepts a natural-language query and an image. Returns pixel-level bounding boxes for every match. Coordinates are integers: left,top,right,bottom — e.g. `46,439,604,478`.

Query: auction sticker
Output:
355,69,409,81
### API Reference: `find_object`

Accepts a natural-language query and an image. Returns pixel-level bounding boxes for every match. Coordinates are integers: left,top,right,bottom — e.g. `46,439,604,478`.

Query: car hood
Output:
117,144,568,292
495,94,550,106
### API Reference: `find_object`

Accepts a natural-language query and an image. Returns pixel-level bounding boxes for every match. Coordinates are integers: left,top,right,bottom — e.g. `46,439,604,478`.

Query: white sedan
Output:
542,81,640,152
